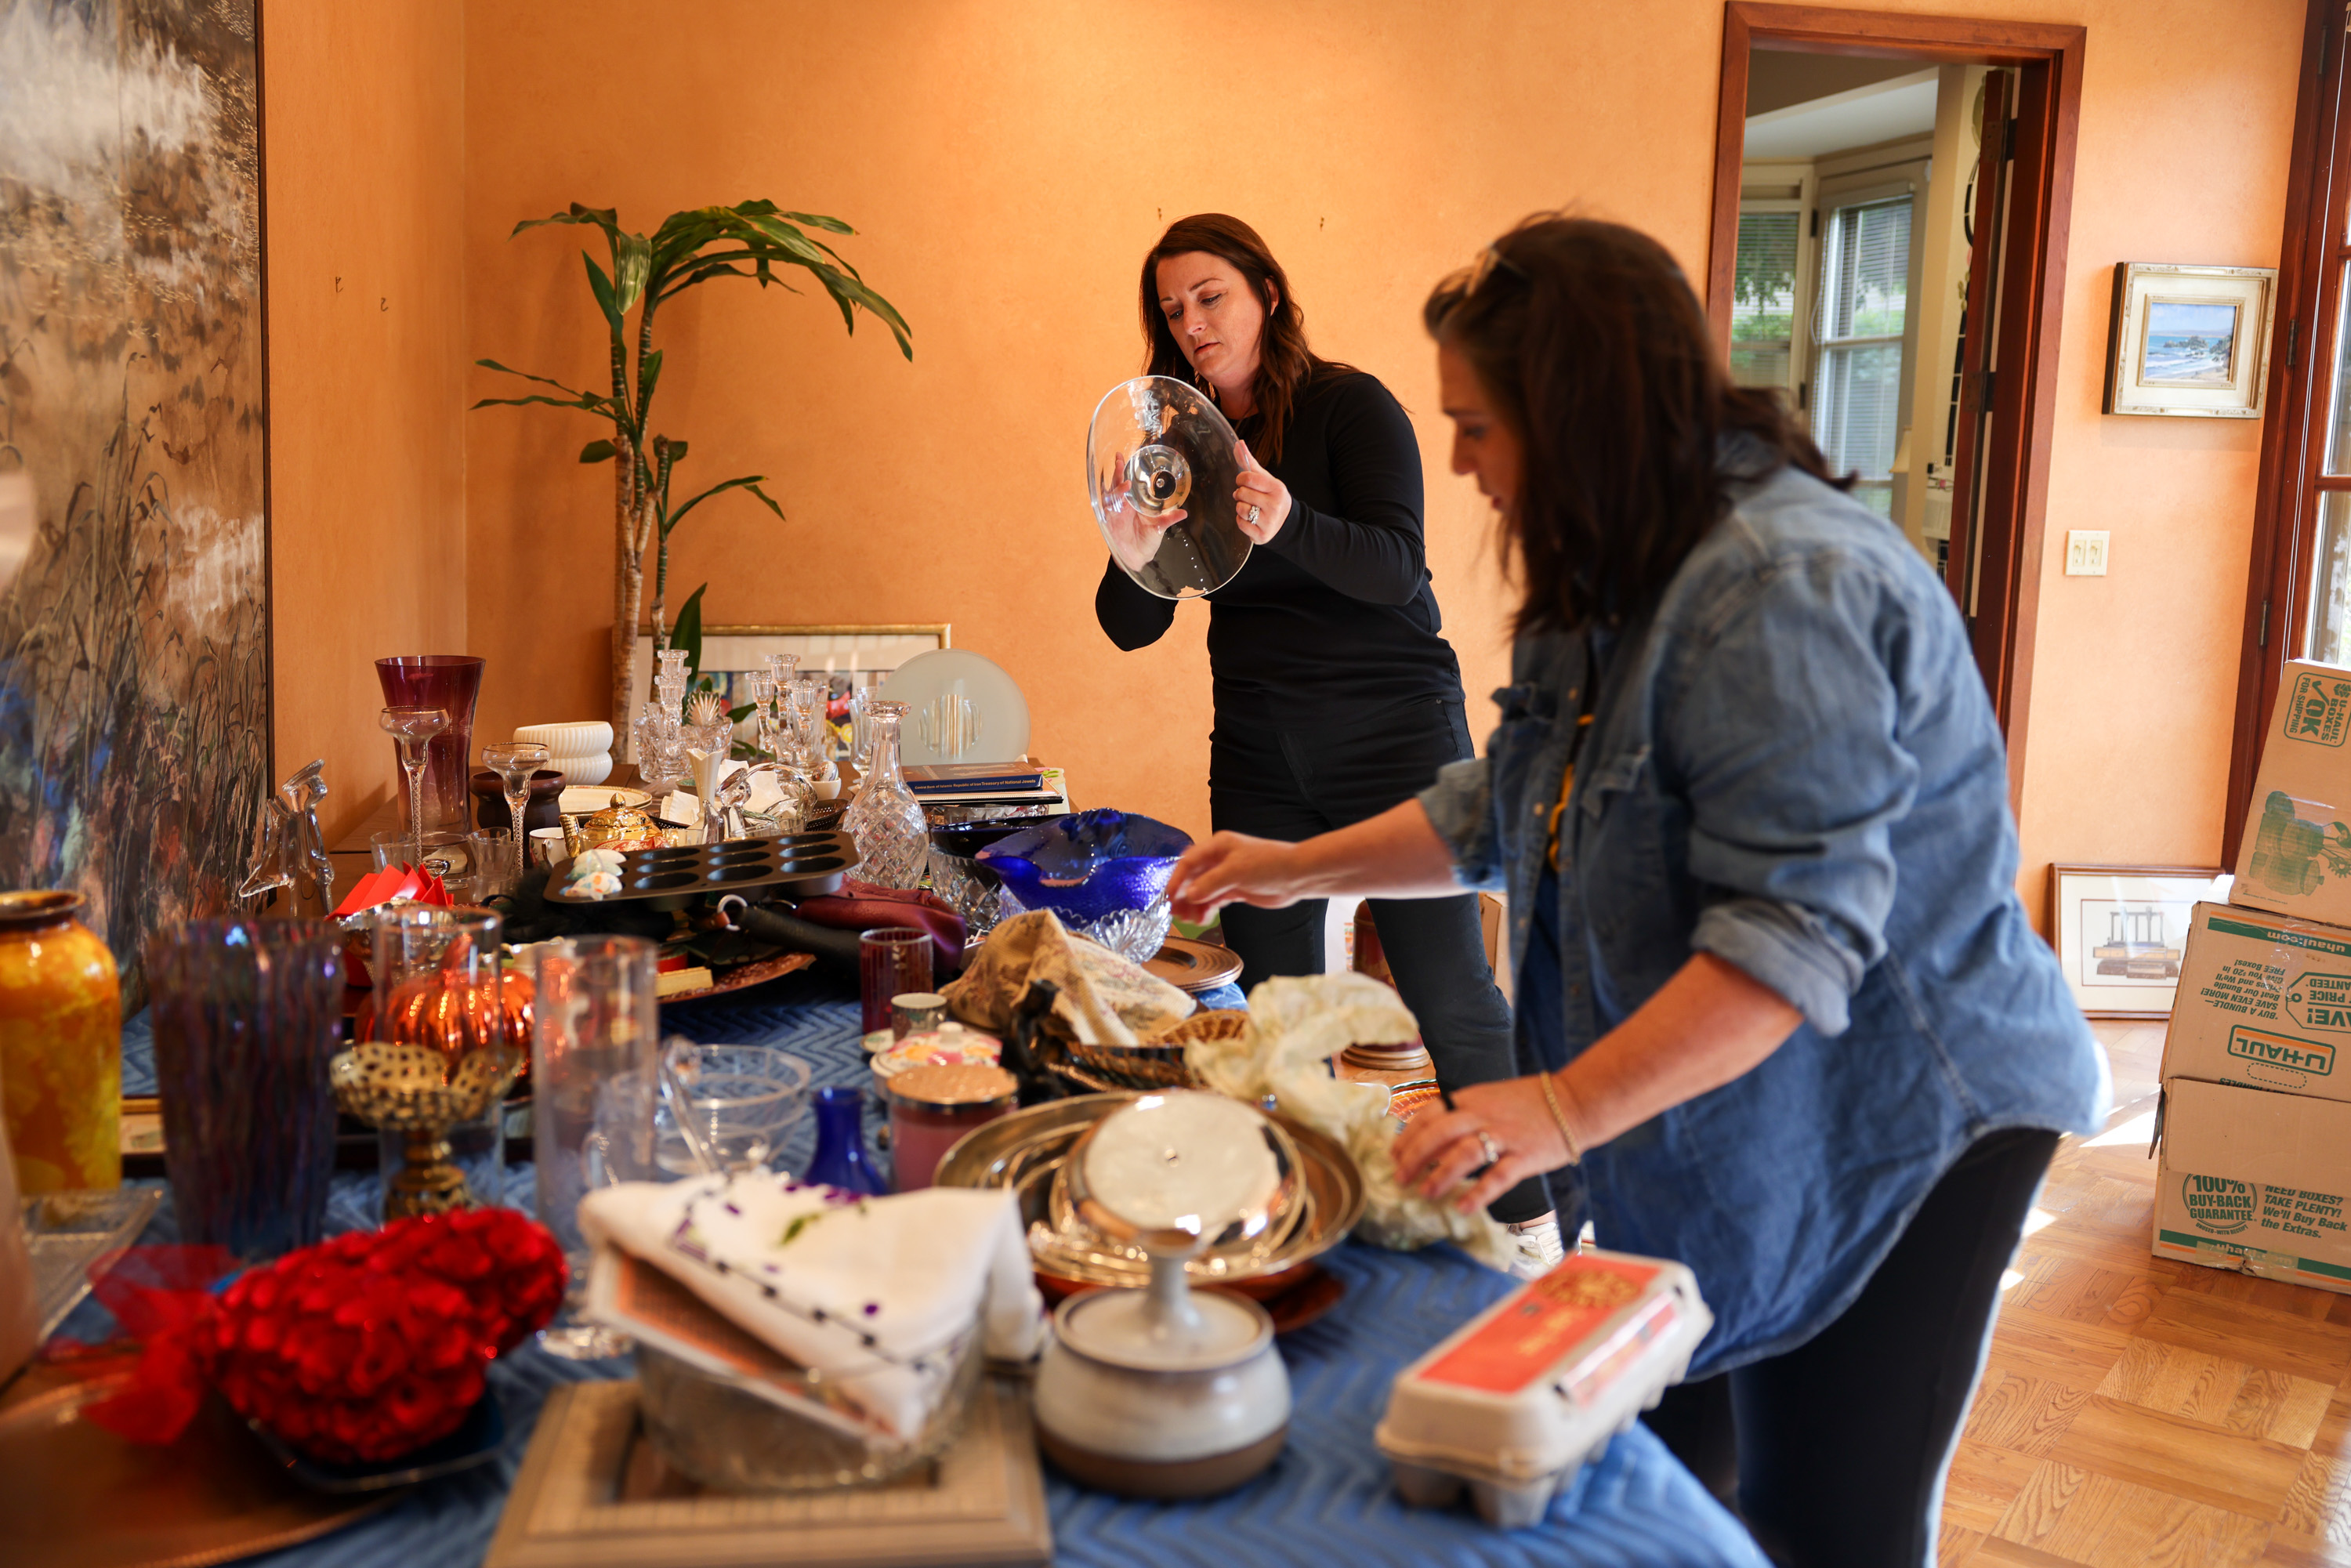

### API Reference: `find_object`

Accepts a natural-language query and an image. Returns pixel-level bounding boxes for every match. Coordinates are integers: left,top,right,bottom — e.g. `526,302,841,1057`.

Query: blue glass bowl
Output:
976,809,1192,932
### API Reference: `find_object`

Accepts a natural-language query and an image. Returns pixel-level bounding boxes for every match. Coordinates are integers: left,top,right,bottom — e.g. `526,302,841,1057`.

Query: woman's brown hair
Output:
1425,215,1846,637
1139,214,1346,462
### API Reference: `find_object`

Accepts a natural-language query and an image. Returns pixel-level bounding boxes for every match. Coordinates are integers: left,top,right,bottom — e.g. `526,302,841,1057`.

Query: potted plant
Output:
473,201,910,743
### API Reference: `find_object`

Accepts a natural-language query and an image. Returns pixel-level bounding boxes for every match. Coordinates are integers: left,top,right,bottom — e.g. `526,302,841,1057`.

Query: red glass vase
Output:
376,656,484,837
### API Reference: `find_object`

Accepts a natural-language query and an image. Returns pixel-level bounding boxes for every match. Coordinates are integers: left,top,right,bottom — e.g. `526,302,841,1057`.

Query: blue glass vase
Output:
806,1085,887,1196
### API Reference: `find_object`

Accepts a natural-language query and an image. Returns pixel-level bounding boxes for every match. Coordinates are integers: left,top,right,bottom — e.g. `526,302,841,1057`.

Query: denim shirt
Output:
1417,451,2108,1377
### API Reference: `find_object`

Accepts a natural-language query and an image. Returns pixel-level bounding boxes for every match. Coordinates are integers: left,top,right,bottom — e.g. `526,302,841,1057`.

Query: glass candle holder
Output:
884,1064,1017,1193
376,656,484,838
891,992,947,1038
146,919,345,1262
859,928,933,1037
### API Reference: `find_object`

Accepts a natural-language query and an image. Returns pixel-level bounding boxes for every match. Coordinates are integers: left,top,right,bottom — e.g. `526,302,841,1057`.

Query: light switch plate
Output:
2066,530,2110,576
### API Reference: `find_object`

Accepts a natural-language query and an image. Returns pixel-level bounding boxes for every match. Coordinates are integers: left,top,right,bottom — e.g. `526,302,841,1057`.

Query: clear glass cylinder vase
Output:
844,706,928,889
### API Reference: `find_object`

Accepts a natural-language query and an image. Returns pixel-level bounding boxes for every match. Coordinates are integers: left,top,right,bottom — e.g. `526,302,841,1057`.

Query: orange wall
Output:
264,0,469,848
449,0,2297,893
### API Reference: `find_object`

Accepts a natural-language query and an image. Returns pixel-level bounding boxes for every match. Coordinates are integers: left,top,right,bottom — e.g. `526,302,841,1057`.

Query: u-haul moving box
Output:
2234,661,2351,926
2161,901,2351,1106
2154,1077,2351,1295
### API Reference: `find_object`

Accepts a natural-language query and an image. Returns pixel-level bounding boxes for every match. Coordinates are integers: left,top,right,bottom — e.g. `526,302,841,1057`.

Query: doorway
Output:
1708,4,2085,798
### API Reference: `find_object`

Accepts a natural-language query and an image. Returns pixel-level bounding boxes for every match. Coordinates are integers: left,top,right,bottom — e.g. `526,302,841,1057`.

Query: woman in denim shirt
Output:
1168,217,2106,1566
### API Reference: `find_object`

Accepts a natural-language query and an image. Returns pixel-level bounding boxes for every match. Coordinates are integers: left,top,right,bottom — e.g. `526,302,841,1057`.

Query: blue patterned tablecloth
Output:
98,969,1763,1568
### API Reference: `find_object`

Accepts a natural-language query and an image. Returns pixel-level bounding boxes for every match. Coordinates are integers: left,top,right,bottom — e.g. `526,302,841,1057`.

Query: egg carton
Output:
1375,1248,1712,1529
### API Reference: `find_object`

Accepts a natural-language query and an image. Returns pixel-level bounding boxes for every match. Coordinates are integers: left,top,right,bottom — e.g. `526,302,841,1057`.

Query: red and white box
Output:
1375,1249,1712,1527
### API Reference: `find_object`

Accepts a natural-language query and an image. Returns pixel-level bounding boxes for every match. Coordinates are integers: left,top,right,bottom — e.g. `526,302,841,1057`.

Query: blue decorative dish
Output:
976,809,1192,961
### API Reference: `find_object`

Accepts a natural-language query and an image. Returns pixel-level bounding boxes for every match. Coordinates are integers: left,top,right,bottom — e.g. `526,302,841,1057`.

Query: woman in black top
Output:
1095,214,1553,1264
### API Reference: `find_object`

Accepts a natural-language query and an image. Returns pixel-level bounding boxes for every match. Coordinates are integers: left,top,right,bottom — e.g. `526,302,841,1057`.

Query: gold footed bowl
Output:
329,1042,523,1218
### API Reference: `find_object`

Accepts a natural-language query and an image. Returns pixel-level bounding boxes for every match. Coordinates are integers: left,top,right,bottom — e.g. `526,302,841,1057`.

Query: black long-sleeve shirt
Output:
1093,368,1467,725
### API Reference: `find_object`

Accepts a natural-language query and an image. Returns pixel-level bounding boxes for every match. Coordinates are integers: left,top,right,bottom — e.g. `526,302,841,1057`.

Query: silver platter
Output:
931,1092,1364,1290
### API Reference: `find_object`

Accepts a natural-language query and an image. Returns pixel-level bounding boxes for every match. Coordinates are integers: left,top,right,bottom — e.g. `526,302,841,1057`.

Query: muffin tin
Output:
542,831,860,911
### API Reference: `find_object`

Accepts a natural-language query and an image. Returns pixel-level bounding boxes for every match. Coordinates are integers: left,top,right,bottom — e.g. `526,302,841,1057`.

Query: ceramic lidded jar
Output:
1033,1091,1295,1498
0,891,121,1193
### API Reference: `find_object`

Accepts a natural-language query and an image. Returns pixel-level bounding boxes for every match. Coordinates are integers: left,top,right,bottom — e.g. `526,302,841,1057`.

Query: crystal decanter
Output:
843,702,927,889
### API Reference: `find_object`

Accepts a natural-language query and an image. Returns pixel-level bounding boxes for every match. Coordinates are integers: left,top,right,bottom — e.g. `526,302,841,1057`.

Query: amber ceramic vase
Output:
0,890,122,1193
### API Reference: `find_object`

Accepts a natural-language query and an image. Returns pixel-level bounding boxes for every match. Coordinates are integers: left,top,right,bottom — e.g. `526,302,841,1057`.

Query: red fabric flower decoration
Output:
85,1209,565,1465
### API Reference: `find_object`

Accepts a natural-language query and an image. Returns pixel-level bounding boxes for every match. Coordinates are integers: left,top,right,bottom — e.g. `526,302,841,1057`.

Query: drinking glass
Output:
482,741,551,885
470,829,519,899
527,932,658,1359
657,1040,812,1176
146,919,345,1262
380,706,451,866
859,927,933,1037
368,906,509,1221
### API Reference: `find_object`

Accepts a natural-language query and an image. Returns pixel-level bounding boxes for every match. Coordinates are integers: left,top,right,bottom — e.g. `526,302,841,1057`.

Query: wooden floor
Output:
1939,1022,2351,1566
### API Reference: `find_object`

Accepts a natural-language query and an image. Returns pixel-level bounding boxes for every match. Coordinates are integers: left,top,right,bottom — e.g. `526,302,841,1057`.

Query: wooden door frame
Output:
2223,0,2342,866
1708,2,2086,804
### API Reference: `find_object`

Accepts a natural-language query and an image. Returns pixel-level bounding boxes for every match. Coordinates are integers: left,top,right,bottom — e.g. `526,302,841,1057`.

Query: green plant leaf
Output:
511,202,617,238
780,209,856,234
613,232,653,315
583,252,622,338
637,348,665,411
671,583,709,697
475,358,596,397
473,393,610,415
579,439,616,463
667,474,777,533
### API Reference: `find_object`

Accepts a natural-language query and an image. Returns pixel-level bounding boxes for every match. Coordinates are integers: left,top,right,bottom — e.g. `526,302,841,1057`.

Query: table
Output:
98,970,1766,1567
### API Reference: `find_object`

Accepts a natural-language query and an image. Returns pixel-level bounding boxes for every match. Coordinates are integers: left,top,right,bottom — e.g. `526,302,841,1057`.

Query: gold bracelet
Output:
1538,1070,1583,1166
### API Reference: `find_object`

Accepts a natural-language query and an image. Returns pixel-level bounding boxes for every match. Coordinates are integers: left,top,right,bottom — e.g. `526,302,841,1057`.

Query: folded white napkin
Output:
579,1175,1044,1439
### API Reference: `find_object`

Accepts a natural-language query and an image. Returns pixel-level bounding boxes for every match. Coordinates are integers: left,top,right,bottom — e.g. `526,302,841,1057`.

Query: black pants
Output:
1642,1126,2059,1567
1209,696,1548,1225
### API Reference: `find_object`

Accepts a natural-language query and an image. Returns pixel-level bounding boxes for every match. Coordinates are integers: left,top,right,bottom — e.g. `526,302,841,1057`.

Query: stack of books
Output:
902,762,1067,809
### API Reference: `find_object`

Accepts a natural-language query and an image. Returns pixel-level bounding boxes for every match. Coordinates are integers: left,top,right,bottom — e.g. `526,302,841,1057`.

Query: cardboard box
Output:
2154,1076,2351,1295
2161,900,2351,1105
2233,661,2351,924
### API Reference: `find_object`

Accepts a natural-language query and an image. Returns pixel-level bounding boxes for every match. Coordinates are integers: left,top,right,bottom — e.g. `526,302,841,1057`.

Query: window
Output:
1730,207,1802,391
1813,194,1914,519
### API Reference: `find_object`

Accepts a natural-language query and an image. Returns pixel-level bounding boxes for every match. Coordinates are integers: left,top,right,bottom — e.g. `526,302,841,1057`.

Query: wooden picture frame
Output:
484,1378,1050,1568
2049,863,2228,1019
2103,262,2279,418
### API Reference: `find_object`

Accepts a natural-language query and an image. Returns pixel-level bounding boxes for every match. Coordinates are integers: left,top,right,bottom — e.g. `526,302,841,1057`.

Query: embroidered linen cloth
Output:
579,1176,1044,1438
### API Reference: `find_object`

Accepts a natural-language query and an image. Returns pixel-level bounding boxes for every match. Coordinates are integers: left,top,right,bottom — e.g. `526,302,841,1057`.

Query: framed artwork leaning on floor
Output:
2049,864,2230,1019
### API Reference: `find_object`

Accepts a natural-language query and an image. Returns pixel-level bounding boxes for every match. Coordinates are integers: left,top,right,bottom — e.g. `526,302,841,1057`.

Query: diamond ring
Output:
1245,504,1262,527
1476,1130,1501,1167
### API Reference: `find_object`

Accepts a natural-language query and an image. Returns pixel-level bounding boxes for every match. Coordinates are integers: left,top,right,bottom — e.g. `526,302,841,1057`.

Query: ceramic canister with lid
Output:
882,1063,1017,1192
0,890,121,1193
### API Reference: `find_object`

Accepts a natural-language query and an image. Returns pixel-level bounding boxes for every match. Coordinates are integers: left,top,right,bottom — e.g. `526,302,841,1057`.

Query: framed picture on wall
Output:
2102,262,2278,418
2049,863,2229,1019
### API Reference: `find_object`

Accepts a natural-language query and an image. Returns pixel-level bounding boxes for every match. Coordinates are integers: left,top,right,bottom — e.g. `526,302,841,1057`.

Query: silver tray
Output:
930,1093,1363,1291
24,1186,163,1340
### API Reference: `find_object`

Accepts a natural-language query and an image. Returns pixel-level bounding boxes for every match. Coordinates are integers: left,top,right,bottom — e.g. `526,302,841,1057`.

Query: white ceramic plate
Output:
880,648,1031,767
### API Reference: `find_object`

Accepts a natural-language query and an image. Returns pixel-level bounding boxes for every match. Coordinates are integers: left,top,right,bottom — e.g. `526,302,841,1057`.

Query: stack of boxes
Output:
2154,661,2351,1294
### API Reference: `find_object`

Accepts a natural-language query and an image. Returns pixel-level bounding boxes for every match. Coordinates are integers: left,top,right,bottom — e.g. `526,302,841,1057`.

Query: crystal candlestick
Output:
844,703,927,888
380,706,451,867
481,742,552,884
